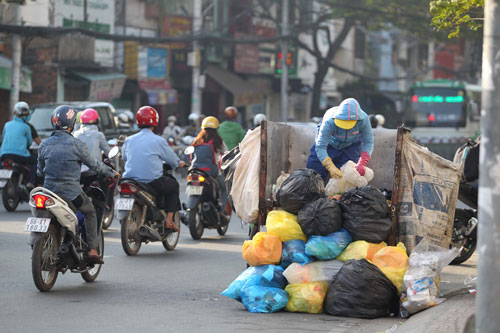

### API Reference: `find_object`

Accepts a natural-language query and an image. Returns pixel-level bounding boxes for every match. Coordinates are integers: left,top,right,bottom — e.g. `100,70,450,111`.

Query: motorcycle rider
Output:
0,101,37,186
121,106,186,231
191,116,229,215
162,115,182,143
218,106,246,150
253,113,267,129
74,108,110,165
37,105,119,263
306,98,374,182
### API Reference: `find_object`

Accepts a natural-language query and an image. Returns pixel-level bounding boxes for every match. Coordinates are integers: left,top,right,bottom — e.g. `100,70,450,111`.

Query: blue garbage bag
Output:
281,239,314,268
221,265,287,302
240,285,289,313
305,228,352,260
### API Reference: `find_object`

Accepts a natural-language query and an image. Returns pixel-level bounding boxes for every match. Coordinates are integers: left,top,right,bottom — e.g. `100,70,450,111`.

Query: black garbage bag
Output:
276,169,325,214
297,198,342,236
339,186,392,243
324,259,398,319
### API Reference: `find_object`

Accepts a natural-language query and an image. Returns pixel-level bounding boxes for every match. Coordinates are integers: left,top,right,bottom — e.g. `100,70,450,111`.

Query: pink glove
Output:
356,151,370,176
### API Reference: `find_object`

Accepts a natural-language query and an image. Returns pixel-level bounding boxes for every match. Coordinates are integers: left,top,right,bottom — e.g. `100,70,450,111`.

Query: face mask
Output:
168,122,175,127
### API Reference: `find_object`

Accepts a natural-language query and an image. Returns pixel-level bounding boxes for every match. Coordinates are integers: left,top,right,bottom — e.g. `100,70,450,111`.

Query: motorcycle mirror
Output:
108,146,120,159
184,146,195,155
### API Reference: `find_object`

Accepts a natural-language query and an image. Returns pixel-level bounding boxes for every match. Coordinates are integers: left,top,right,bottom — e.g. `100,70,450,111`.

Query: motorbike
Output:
116,161,180,256
0,151,40,212
451,138,479,265
181,146,230,240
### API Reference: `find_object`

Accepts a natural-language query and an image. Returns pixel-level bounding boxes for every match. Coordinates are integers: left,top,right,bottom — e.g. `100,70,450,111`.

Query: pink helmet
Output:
80,108,99,124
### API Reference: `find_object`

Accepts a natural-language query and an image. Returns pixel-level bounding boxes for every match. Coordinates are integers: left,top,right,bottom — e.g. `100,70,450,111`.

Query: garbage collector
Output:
306,98,374,182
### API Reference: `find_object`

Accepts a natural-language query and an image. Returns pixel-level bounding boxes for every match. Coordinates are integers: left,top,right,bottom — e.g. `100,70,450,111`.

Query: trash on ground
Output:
305,228,352,260
266,210,307,242
372,242,409,293
240,285,289,313
337,240,387,262
297,198,342,236
283,260,343,284
281,239,313,268
285,282,329,314
242,232,282,266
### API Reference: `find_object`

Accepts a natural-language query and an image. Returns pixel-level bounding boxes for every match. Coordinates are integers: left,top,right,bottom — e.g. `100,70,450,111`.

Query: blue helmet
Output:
52,105,77,131
14,101,30,121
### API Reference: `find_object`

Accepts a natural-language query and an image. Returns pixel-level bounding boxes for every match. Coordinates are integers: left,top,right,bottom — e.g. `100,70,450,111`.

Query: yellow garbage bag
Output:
266,210,307,242
242,232,282,266
372,242,409,293
285,282,329,314
337,240,387,262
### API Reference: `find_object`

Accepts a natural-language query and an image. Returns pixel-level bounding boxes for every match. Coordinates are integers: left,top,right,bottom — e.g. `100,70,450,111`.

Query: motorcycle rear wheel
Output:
121,204,142,255
81,231,104,282
188,205,204,240
2,177,19,212
217,224,228,236
32,225,59,292
162,212,181,250
102,200,114,230
451,209,477,265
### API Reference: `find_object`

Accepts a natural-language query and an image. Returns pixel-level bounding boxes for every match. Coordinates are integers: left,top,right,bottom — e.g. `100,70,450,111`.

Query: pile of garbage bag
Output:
223,170,458,318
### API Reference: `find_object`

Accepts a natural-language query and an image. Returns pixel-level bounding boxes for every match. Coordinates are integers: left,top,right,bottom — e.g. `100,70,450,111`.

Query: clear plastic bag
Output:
325,161,374,196
283,260,344,284
401,239,459,315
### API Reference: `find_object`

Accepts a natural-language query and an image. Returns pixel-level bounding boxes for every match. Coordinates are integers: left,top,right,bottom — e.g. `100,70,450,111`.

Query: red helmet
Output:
80,108,99,124
136,106,159,127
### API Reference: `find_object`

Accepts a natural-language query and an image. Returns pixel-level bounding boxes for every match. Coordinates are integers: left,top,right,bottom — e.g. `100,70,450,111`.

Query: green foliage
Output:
430,0,484,38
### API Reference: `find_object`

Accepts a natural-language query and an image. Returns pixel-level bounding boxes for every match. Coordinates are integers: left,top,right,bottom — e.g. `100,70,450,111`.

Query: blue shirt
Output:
0,117,32,157
315,98,374,163
38,131,115,201
122,129,180,183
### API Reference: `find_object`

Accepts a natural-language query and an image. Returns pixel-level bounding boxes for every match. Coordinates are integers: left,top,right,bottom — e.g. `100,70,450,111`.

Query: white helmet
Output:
375,114,385,126
118,113,129,123
167,115,177,123
253,113,267,127
188,113,200,121
14,101,30,117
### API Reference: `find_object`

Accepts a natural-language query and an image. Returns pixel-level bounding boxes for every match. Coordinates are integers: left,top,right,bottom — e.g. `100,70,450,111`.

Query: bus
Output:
403,79,481,159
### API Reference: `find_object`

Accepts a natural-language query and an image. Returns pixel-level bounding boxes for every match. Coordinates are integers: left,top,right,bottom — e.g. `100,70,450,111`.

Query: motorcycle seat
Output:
119,178,159,197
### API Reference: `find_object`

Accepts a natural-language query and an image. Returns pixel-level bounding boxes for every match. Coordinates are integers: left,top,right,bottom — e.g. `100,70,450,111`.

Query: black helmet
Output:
368,114,378,129
52,105,77,131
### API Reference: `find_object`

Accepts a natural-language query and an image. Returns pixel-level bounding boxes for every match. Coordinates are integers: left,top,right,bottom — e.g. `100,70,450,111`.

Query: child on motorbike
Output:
191,116,230,217
37,105,119,263
74,108,110,163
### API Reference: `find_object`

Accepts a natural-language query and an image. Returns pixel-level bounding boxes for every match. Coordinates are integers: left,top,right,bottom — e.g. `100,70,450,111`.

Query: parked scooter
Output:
116,160,180,256
451,138,479,265
181,146,229,240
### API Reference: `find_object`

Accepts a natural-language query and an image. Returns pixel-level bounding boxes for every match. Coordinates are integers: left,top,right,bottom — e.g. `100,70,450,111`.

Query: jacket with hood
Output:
315,98,374,163
218,121,246,150
74,124,110,161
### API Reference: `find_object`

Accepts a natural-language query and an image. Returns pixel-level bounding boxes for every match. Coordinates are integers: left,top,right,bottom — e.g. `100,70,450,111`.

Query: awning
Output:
205,65,265,106
72,71,127,101
0,55,32,93
138,79,178,105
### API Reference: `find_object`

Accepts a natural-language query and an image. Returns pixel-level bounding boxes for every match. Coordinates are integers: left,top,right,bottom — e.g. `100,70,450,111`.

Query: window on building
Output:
354,28,365,59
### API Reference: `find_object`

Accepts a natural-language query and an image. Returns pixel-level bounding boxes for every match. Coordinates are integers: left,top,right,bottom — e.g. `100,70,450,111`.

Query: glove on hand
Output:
322,157,343,178
355,151,370,176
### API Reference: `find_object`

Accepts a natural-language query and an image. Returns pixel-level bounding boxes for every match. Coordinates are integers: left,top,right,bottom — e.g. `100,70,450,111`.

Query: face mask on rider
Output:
168,121,175,127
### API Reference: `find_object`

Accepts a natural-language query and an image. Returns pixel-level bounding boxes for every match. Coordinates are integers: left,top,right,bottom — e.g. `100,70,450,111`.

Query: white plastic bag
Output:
325,161,374,195
283,260,344,284
401,239,459,315
230,127,261,223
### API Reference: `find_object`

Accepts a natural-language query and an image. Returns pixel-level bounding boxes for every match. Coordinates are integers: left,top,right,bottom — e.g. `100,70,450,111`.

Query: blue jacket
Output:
192,142,217,177
0,117,32,158
315,98,374,163
38,131,115,201
122,129,180,183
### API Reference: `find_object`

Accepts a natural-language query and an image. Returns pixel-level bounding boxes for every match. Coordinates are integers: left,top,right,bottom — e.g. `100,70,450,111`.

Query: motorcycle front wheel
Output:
451,209,477,265
32,225,59,292
188,205,204,240
162,212,181,250
121,204,142,255
81,231,104,282
2,177,19,212
102,200,114,230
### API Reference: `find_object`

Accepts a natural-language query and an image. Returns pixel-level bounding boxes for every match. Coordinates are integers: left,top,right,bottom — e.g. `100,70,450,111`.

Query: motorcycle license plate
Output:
0,169,13,179
186,185,203,196
24,217,51,233
116,198,134,211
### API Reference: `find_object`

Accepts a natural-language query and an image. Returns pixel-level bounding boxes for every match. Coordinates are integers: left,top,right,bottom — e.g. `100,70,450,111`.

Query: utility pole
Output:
477,0,500,332
191,0,202,116
280,0,289,123
83,0,88,28
9,2,22,119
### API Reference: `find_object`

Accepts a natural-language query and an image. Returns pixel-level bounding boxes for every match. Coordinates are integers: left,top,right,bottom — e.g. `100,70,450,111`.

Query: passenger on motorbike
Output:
191,116,229,214
0,101,37,186
121,106,186,231
162,115,182,143
74,108,110,165
37,105,119,263
218,106,246,150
